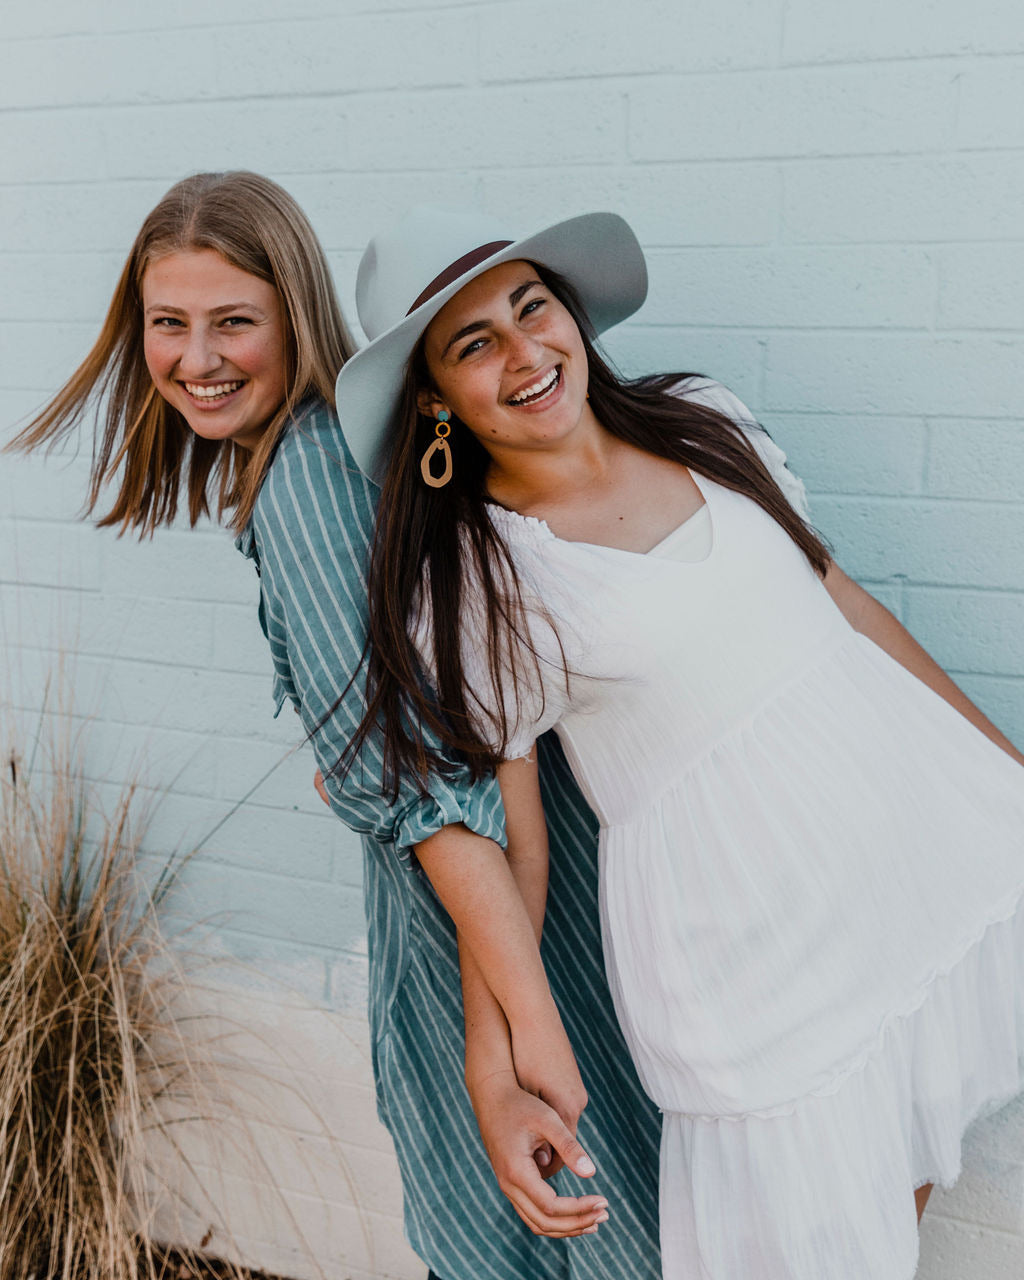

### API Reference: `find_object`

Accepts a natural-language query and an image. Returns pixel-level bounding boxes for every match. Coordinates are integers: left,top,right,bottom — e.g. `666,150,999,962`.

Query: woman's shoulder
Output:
665,375,759,428
484,502,555,551
246,397,378,562
665,377,811,519
257,398,375,513
270,397,354,471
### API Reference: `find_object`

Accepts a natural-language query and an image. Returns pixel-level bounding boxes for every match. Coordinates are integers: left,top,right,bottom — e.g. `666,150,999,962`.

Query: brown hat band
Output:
406,240,514,316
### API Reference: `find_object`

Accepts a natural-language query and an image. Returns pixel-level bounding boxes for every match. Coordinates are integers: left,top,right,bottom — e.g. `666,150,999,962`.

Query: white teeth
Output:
509,367,559,404
184,381,243,399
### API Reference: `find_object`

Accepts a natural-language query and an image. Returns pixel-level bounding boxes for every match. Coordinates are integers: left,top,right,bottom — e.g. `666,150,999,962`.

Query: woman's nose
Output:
506,330,545,370
178,326,222,377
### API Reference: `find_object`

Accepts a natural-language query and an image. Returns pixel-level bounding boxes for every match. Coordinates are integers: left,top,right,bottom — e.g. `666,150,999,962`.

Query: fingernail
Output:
594,1199,609,1210
577,1155,596,1176
583,1225,599,1235
594,1211,609,1224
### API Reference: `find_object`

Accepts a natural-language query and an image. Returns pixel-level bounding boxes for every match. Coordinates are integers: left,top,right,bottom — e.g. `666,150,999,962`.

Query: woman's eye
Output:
151,316,183,328
521,297,545,317
222,316,253,327
457,337,487,360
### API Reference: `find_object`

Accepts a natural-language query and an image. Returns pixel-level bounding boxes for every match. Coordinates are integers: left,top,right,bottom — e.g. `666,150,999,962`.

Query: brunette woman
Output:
336,204,1024,1280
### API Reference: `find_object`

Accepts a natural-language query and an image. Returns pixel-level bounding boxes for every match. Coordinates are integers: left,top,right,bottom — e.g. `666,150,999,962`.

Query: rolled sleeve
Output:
391,774,505,857
248,404,506,860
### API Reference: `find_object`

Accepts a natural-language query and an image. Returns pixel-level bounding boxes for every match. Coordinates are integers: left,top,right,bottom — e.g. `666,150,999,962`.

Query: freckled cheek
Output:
142,335,174,384
249,335,288,387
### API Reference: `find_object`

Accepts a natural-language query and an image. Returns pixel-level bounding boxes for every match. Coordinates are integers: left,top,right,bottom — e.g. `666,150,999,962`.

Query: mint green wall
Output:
2,5,1023,1272
4,0,1022,954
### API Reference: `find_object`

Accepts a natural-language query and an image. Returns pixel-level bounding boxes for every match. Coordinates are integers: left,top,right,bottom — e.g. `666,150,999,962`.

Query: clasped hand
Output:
467,1012,609,1238
311,767,609,1237
467,1061,609,1239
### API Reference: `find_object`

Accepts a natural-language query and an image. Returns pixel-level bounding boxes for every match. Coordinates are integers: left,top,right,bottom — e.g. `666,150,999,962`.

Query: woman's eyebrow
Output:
440,280,544,357
209,301,264,316
143,301,264,316
509,279,542,306
442,320,488,357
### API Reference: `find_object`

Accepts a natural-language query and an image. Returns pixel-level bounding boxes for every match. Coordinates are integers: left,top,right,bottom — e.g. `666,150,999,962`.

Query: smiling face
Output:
142,248,288,451
420,260,593,459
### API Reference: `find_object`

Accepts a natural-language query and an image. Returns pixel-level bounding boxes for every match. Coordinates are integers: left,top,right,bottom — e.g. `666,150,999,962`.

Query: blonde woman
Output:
8,172,664,1280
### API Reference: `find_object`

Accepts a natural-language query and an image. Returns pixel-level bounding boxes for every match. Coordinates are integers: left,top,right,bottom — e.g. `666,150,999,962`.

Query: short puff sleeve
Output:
674,378,811,522
410,525,574,764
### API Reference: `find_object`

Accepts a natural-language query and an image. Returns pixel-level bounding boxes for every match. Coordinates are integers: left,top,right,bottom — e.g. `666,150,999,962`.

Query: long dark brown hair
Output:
5,171,356,535
354,266,830,795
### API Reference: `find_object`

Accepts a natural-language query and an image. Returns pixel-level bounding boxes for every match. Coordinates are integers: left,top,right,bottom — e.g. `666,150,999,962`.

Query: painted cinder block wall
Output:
2,1,1023,1275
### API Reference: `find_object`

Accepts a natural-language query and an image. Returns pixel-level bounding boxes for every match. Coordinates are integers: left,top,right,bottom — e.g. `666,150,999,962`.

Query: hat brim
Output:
334,211,648,483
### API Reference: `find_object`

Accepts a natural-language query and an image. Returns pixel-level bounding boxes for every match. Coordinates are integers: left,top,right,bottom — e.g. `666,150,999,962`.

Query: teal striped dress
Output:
238,400,661,1280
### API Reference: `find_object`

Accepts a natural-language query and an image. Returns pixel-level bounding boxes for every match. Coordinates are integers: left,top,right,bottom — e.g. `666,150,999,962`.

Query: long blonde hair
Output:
7,171,356,535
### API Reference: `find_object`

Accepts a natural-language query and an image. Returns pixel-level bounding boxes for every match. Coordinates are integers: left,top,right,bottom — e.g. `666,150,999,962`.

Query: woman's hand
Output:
467,1067,606,1238
459,934,606,1236
415,816,602,1233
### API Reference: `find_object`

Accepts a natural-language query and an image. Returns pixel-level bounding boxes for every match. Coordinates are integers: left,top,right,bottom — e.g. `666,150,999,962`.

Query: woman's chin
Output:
182,413,241,442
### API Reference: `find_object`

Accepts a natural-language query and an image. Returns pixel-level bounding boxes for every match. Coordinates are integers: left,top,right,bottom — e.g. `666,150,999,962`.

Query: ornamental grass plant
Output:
0,705,238,1280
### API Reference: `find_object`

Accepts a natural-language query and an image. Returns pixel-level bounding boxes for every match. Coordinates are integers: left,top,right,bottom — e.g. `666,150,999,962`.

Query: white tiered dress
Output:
428,380,1024,1279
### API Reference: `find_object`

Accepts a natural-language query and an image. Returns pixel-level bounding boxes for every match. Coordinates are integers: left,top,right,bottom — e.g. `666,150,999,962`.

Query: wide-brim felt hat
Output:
334,205,648,483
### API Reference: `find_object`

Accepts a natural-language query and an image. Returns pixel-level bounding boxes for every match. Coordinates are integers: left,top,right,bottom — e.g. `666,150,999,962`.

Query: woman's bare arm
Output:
458,945,605,1236
824,561,1024,767
462,758,550,1098
313,770,603,1234
413,794,589,1118
456,754,607,1234
496,754,551,939
413,820,556,1027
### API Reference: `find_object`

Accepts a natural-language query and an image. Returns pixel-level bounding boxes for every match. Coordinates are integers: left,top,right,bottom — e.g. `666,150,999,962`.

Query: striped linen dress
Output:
237,399,662,1280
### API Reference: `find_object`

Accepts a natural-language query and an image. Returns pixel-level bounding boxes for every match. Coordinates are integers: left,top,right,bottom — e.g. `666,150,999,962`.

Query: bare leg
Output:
915,1183,934,1223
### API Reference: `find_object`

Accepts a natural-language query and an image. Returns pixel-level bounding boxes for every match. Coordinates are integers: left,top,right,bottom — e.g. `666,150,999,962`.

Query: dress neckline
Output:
646,502,712,559
487,468,718,565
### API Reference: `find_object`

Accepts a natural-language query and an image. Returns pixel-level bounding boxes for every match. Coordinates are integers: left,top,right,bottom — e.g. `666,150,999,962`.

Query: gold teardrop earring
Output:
420,408,454,488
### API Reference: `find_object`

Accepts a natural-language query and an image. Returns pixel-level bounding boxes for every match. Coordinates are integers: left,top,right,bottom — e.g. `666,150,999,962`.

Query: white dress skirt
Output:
416,380,1024,1280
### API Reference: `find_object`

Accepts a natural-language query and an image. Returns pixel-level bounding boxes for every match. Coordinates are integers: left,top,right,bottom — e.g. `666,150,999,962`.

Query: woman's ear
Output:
417,389,448,420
